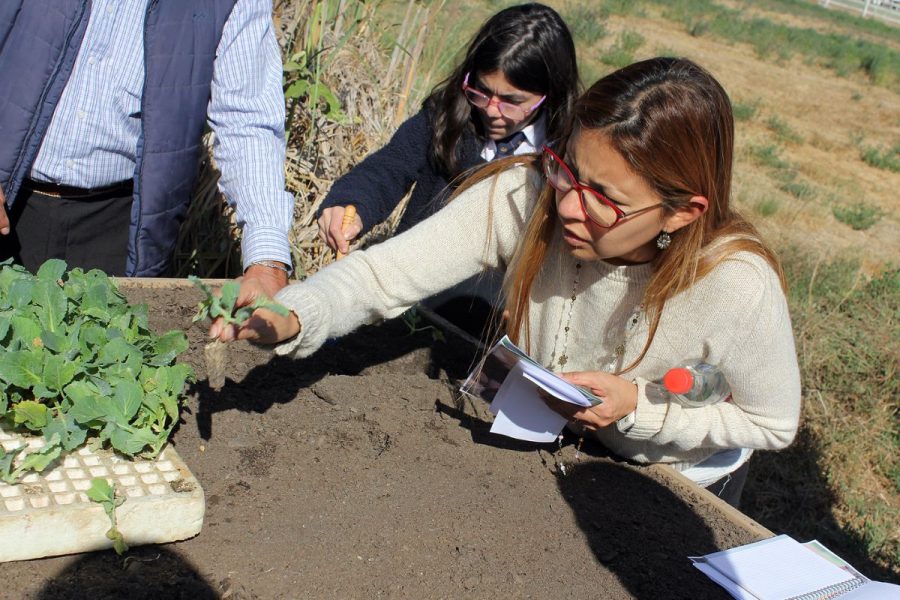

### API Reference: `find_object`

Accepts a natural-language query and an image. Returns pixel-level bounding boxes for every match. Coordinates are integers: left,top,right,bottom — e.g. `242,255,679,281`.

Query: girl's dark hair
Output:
425,3,578,178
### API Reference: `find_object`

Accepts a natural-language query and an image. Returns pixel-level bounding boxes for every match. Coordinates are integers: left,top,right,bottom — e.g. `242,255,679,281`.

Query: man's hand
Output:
208,262,290,342
317,205,362,255
0,187,10,235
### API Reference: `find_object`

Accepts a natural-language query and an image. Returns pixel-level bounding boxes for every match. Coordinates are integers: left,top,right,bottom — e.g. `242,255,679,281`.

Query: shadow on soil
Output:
29,546,224,600
189,318,478,442
743,428,899,583
557,459,730,599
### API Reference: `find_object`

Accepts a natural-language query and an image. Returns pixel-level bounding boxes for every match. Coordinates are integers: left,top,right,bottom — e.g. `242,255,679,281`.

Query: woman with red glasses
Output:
217,57,800,508
316,3,578,256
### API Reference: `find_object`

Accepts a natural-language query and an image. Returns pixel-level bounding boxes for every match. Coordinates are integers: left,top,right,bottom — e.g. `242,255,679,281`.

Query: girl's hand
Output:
318,205,363,255
542,371,638,430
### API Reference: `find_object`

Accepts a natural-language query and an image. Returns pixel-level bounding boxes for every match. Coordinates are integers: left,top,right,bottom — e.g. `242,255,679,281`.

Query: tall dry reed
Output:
172,0,447,279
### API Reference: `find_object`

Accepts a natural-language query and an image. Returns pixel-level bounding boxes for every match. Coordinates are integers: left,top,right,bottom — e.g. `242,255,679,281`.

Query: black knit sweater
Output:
318,109,485,235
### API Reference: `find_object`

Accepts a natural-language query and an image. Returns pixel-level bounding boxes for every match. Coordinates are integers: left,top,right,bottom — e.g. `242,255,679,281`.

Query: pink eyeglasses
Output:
462,72,546,121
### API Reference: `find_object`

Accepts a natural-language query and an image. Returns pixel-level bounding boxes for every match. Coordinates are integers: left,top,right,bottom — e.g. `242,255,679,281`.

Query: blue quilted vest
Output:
0,0,238,276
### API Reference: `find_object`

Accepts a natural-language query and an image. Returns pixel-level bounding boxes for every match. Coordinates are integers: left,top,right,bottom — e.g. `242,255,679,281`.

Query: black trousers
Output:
0,184,133,276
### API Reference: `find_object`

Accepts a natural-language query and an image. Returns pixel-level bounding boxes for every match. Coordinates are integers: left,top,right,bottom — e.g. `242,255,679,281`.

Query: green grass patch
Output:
766,115,803,144
648,0,900,91
754,197,780,216
749,143,790,170
655,46,679,58
860,143,900,173
599,30,647,68
779,179,817,201
774,168,817,201
753,0,900,42
732,98,760,122
833,202,882,231
563,4,609,45
744,252,899,576
596,0,647,17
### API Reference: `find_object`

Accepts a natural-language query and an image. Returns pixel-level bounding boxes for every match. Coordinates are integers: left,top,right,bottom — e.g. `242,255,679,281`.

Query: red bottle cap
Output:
664,367,695,394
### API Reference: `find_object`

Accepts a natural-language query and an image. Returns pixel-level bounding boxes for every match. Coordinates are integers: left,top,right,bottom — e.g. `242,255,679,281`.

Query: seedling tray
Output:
0,426,204,562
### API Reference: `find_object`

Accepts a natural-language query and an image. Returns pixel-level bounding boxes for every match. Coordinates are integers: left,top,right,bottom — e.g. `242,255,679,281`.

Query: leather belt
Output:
23,178,134,199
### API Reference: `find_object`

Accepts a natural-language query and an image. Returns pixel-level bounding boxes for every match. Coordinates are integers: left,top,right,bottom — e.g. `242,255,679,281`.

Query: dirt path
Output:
2,283,765,599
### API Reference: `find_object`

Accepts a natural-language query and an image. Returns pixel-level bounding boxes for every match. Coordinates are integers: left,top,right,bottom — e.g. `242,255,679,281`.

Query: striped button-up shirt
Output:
31,0,293,268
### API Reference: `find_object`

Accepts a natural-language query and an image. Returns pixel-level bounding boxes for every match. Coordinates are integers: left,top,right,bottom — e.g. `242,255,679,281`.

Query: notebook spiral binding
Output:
786,576,867,600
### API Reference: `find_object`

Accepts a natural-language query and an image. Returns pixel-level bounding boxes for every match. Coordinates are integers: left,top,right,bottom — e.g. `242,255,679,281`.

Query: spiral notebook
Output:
690,535,878,600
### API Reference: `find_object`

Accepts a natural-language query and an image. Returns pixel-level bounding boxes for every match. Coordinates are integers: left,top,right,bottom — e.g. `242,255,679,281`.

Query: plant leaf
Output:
68,391,109,425
98,337,139,366
32,279,68,332
114,380,144,422
13,400,49,429
0,350,43,388
86,477,114,504
43,412,88,451
8,278,35,310
0,445,25,483
36,259,67,283
11,315,41,349
43,353,78,392
0,316,10,343
11,435,62,478
148,330,188,366
109,424,158,455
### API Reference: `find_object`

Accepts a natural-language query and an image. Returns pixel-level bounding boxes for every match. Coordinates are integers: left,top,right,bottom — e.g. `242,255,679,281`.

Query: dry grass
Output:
173,0,448,278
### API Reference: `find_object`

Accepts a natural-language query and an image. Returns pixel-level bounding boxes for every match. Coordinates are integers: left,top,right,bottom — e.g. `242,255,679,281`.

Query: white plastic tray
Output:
0,426,204,562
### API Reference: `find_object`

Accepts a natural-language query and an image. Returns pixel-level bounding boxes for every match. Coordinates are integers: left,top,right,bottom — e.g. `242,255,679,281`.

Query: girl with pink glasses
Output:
317,3,578,256
218,57,801,508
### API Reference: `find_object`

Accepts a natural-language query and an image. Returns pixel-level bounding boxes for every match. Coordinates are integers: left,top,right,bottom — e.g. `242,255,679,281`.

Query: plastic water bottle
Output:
662,361,731,407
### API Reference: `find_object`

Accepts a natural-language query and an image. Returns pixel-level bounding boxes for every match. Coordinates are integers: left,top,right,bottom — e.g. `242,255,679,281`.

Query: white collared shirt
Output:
30,0,293,268
479,114,547,162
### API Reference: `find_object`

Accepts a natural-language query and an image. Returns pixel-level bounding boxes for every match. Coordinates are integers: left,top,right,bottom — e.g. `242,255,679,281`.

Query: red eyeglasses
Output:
542,146,664,228
462,72,546,121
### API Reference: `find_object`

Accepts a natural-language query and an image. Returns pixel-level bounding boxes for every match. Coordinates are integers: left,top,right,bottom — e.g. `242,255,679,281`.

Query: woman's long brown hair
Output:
495,58,786,371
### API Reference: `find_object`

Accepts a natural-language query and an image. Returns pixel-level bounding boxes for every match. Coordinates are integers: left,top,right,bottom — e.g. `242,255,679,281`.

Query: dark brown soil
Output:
2,281,766,600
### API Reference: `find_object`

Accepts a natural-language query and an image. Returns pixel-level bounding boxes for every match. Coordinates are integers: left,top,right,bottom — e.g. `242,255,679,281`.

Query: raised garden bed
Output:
2,278,770,599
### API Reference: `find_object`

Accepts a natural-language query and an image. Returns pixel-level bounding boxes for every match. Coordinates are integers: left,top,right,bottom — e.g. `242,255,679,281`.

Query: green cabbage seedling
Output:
189,276,289,326
0,259,195,482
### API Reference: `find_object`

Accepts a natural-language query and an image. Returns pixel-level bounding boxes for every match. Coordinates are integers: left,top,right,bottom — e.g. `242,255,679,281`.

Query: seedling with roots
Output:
189,277,289,390
86,477,128,555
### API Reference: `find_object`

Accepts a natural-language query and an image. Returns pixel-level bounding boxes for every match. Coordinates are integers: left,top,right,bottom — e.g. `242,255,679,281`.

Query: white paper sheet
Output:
691,535,855,600
488,362,569,443
520,364,594,407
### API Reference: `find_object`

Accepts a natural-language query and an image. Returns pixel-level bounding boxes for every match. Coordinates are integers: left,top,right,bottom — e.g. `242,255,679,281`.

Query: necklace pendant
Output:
558,354,568,367
615,344,625,357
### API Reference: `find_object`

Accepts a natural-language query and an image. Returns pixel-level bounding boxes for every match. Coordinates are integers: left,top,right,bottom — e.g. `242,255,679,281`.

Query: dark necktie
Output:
494,131,528,159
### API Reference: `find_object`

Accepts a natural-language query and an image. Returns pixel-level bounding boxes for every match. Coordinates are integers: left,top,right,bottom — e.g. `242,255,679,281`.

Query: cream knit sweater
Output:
275,166,801,471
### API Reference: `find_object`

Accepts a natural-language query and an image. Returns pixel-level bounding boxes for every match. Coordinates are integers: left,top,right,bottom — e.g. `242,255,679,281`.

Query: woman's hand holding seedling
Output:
192,277,298,344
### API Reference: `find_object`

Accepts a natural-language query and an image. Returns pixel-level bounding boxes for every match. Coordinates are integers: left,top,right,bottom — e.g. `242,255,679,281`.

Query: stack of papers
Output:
691,535,899,599
460,336,601,442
